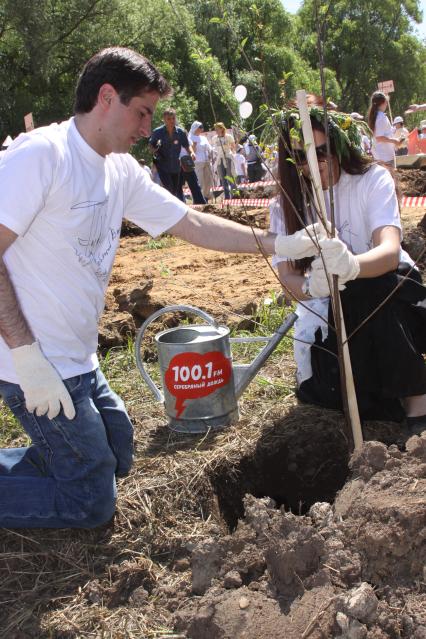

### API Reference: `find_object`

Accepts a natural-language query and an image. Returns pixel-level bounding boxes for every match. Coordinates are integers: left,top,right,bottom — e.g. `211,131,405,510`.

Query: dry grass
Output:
0,206,423,638
0,306,305,638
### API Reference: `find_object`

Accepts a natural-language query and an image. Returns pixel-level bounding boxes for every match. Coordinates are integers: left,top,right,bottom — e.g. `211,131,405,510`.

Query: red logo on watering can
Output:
164,351,232,418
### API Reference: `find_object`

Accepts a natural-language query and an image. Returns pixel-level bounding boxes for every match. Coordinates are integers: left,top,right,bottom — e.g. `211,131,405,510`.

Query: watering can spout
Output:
231,311,297,399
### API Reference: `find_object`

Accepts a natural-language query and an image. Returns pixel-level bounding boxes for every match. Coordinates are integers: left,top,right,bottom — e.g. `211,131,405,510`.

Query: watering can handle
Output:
135,305,219,403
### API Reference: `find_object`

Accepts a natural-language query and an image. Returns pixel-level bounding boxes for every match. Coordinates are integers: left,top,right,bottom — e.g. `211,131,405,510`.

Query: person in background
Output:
233,145,248,185
368,91,401,167
244,134,264,182
188,121,214,201
148,108,194,202
270,107,426,435
350,112,371,155
178,145,206,205
212,122,236,200
393,116,409,156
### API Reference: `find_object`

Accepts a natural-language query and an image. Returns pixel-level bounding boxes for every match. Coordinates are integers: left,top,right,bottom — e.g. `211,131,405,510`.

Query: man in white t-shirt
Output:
0,47,305,529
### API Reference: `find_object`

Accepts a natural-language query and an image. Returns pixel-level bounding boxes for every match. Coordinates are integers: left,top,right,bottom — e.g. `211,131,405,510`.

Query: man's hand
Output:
11,342,76,420
274,222,329,259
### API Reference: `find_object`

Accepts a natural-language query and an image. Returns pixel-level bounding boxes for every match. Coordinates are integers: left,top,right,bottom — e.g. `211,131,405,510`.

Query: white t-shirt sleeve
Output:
374,112,393,138
123,156,188,237
363,165,401,238
269,197,289,267
0,133,56,236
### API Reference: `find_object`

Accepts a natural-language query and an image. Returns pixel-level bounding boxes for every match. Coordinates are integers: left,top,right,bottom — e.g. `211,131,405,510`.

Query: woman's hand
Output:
318,237,361,281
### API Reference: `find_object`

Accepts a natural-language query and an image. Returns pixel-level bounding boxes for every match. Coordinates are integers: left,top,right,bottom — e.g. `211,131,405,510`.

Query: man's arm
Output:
0,224,34,348
168,208,276,254
0,223,75,418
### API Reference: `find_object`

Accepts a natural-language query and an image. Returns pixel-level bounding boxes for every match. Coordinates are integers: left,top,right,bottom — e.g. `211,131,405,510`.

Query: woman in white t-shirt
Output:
188,120,214,200
212,122,236,199
368,91,401,167
271,109,426,435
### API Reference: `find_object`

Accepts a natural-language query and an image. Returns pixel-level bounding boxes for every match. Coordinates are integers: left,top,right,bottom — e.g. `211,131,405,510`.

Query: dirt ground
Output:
101,204,426,350
0,203,425,638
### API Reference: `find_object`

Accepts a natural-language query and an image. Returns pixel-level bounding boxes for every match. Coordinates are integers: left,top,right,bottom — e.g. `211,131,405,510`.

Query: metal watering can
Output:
135,305,297,434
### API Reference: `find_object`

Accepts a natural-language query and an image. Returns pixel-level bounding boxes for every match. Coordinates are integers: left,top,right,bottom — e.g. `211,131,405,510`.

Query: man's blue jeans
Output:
0,369,133,529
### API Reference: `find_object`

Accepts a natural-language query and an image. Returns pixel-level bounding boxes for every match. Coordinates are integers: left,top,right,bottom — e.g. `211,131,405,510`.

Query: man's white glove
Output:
11,342,76,420
275,222,329,259
318,237,360,282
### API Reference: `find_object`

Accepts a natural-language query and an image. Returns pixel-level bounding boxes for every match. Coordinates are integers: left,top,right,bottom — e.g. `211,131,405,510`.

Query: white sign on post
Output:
24,112,34,132
377,80,394,94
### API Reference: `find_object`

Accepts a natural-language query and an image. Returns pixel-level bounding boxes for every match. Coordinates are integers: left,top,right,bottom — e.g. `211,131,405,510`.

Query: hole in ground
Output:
211,411,350,531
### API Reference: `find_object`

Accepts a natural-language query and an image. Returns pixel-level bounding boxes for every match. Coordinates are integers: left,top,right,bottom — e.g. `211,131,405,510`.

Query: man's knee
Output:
81,495,116,528
76,478,117,528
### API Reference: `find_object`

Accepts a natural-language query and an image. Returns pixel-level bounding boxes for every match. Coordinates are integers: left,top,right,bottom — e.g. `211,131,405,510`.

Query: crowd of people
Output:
0,46,425,530
138,92,421,204
146,109,274,202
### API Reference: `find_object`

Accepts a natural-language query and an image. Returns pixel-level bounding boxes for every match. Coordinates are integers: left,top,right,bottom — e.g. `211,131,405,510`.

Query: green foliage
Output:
296,0,426,115
0,0,424,144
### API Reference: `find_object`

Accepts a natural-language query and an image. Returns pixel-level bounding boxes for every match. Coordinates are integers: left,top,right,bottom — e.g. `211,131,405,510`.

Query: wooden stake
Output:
296,90,364,451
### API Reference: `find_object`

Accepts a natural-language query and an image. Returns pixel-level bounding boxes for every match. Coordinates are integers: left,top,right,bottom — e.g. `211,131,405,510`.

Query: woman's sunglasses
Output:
293,143,329,164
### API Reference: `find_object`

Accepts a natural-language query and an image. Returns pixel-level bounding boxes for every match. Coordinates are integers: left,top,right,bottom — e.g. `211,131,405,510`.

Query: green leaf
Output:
209,17,222,24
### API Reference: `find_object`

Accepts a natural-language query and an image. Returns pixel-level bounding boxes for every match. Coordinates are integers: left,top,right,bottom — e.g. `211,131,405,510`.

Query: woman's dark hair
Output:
278,115,372,273
74,47,172,114
367,91,387,132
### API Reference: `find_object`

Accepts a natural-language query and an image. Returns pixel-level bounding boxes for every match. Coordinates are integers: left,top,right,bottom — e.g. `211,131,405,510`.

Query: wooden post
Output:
296,90,364,451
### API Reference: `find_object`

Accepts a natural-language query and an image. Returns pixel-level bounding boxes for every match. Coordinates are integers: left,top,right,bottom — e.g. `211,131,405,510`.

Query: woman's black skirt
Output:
297,263,426,421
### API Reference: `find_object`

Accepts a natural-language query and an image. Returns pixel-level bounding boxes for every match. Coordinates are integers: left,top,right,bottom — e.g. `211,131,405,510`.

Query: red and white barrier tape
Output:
183,179,276,196
401,196,426,207
192,195,425,209
220,198,271,207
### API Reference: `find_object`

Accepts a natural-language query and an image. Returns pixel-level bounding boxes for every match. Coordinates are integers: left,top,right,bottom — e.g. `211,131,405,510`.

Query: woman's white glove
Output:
308,257,346,298
318,237,360,282
308,237,360,298
275,222,329,259
11,342,76,420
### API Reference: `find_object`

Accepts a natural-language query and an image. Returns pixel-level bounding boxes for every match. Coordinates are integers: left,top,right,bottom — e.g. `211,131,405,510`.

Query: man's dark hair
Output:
163,108,176,117
74,47,172,114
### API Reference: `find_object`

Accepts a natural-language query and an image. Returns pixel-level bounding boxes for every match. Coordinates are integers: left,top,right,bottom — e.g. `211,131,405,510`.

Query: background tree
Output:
296,0,426,117
0,0,424,143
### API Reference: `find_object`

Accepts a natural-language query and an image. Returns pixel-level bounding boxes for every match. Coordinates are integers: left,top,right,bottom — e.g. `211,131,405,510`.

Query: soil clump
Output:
397,168,426,197
175,435,426,639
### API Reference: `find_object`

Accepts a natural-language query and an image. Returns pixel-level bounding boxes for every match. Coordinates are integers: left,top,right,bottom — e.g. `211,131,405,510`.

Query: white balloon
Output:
234,84,247,102
239,101,253,119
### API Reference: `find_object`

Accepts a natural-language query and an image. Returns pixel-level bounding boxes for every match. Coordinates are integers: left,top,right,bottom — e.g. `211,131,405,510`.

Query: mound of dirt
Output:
175,435,426,639
198,205,269,227
398,168,426,197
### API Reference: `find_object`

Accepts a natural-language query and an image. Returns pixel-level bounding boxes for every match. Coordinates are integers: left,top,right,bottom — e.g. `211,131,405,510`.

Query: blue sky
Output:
280,0,426,39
